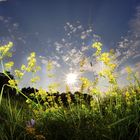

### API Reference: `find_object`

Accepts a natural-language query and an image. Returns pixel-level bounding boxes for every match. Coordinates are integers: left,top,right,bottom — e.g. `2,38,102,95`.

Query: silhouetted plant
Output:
0,71,17,98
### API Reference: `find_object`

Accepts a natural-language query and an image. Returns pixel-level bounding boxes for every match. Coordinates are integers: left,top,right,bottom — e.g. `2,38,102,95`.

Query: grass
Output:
0,85,140,140
0,97,33,140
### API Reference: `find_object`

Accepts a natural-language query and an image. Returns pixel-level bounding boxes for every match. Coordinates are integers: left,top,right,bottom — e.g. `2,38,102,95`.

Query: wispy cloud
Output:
82,61,104,73
53,22,95,70
130,6,140,35
39,55,61,68
116,6,140,66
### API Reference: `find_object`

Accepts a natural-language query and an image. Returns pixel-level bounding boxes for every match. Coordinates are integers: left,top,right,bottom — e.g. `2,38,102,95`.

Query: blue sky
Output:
0,0,139,44
0,0,140,91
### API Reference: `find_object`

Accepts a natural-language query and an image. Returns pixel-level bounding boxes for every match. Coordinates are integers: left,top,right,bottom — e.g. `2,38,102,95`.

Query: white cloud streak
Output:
116,6,140,65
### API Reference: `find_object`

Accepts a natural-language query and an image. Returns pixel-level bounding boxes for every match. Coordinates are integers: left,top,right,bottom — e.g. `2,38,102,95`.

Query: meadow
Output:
0,41,140,140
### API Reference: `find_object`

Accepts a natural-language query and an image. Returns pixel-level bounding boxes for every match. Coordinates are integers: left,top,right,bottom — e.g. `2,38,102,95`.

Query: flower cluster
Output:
35,88,48,101
30,76,40,83
14,52,41,86
92,42,102,55
46,61,55,78
4,61,14,70
14,69,24,79
126,66,133,82
26,52,41,73
48,83,60,93
92,42,117,86
8,79,17,88
80,77,91,92
0,42,13,60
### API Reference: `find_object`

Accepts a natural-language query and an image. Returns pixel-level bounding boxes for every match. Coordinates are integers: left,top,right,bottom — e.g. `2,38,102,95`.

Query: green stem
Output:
0,84,6,105
1,60,4,72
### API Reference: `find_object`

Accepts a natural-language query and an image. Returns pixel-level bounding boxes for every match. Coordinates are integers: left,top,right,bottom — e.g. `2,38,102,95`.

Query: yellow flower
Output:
21,64,26,71
100,52,110,64
111,92,117,96
92,42,102,49
47,73,54,78
66,94,71,103
79,57,86,67
26,52,41,73
65,84,70,93
26,99,32,104
0,42,13,60
30,76,40,83
46,61,53,71
58,96,63,105
80,77,91,91
108,73,116,84
126,66,132,74
92,42,102,55
8,79,17,87
27,52,35,60
99,71,104,77
4,61,14,70
7,41,13,47
125,91,130,98
37,88,47,99
48,83,59,93
109,63,117,70
90,88,100,95
14,69,24,79
30,52,35,57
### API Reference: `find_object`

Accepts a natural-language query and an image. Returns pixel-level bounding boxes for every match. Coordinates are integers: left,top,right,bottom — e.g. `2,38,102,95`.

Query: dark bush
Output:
0,71,17,98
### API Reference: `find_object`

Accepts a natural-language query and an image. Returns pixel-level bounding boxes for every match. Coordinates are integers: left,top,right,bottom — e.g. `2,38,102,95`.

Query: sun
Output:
65,72,78,85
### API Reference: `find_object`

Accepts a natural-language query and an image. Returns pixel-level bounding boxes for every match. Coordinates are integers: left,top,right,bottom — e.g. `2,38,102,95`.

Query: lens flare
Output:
65,73,78,85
